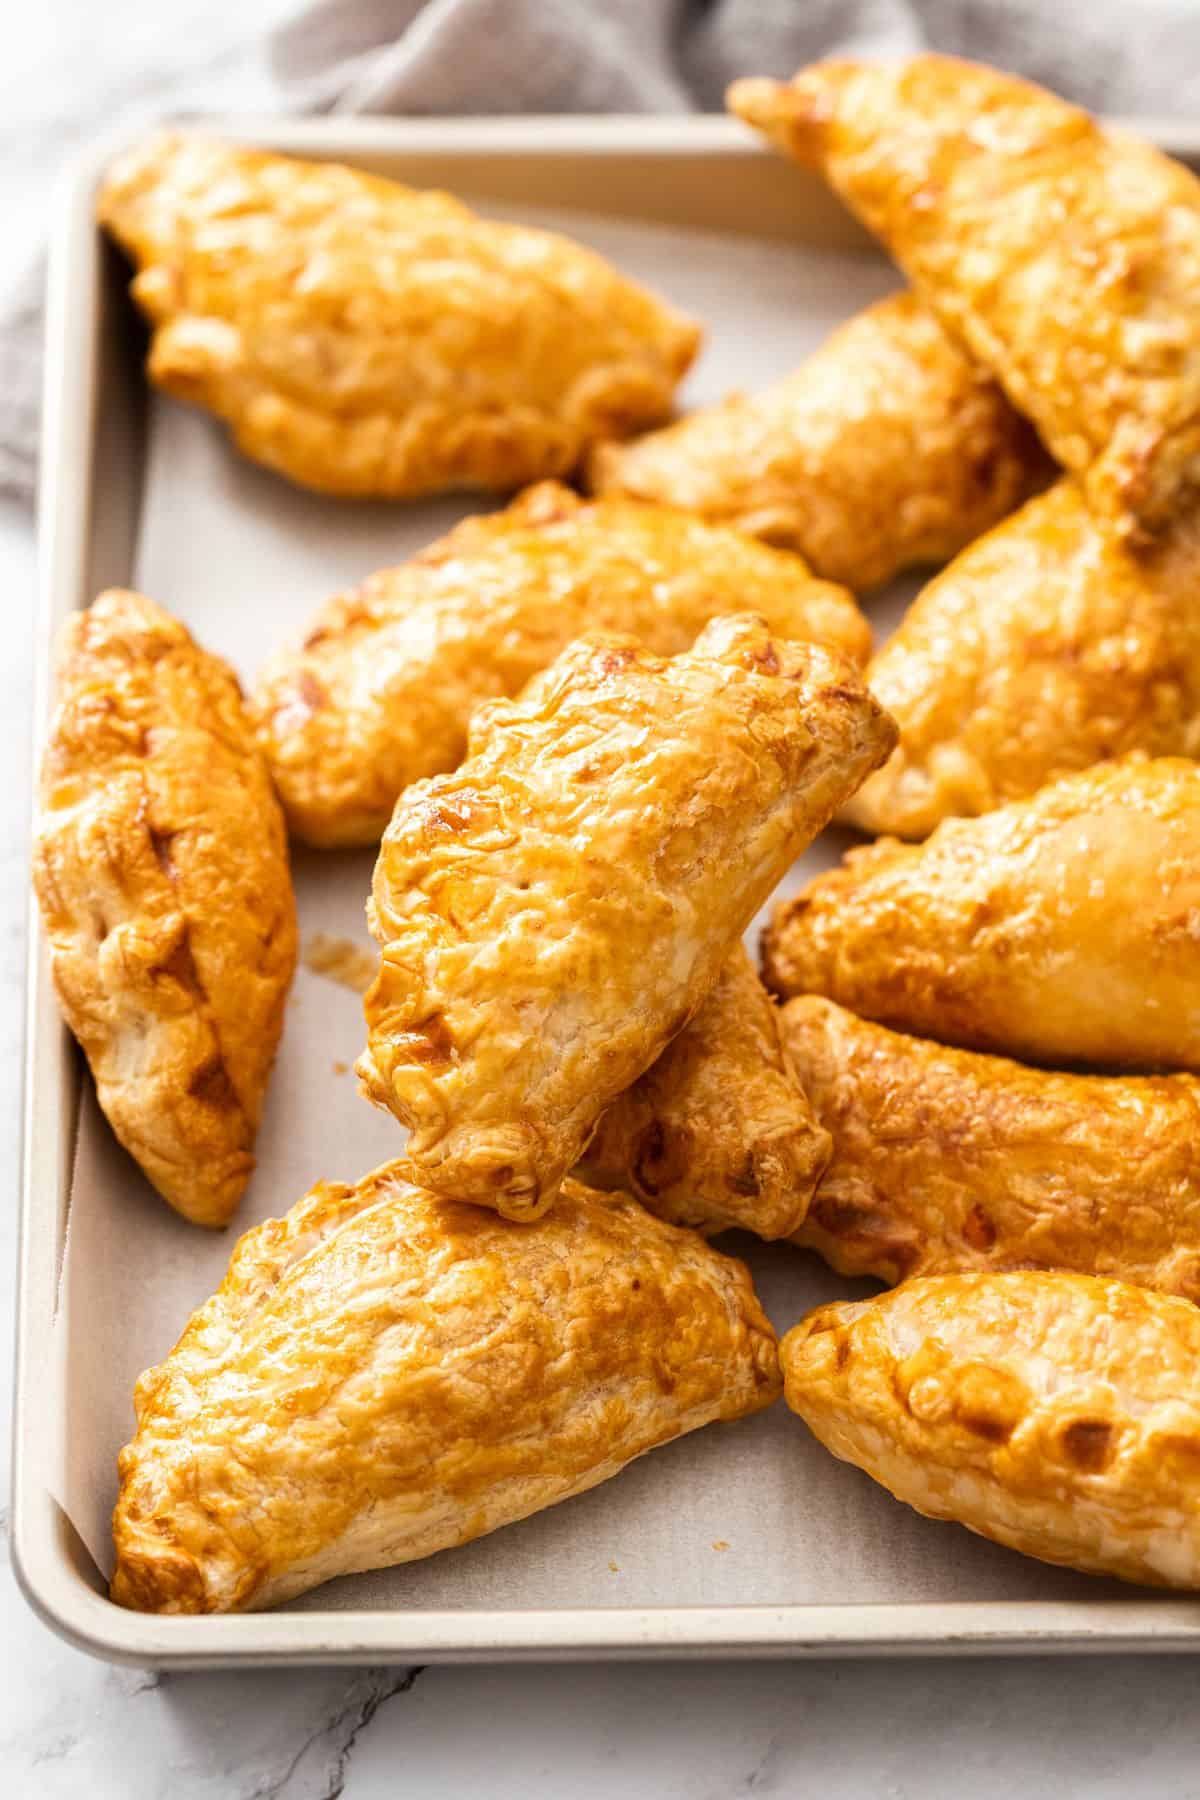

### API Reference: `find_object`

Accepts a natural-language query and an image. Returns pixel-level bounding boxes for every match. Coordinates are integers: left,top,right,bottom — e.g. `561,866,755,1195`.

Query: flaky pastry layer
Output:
843,481,1200,838
784,997,1200,1299
591,291,1046,591
578,945,830,1239
34,590,296,1226
112,1169,780,1613
784,1273,1200,1588
98,135,700,499
253,482,869,848
360,613,896,1218
764,756,1200,1072
731,57,1200,541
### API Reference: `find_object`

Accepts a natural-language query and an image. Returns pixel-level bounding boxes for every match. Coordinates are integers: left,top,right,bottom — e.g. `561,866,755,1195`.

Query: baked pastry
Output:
783,997,1200,1300
110,1166,781,1613
783,1272,1200,1588
97,134,700,499
359,614,897,1220
577,945,830,1239
841,481,1200,839
33,591,297,1226
762,756,1200,1071
589,291,1046,591
730,57,1200,541
252,481,871,848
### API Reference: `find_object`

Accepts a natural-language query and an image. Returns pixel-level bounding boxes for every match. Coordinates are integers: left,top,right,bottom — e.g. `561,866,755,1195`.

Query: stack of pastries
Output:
34,58,1200,1614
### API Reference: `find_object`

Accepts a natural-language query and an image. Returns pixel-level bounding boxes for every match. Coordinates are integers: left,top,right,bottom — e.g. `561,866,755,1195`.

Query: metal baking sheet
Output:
17,115,1200,1666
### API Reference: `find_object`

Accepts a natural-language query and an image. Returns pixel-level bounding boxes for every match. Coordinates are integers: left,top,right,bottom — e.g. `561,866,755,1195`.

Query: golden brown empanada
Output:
97,135,700,499
33,591,297,1227
730,57,1200,540
841,481,1200,839
252,481,871,849
589,291,1046,591
359,614,897,1220
577,945,830,1239
783,996,1200,1299
763,756,1200,1072
111,1167,781,1614
783,1272,1200,1588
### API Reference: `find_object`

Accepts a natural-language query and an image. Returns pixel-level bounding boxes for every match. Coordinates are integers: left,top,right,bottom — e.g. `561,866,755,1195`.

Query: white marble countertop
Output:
6,5,1200,1791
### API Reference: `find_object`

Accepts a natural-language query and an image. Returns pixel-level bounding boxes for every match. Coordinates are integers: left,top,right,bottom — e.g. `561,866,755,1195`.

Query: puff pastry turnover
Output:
763,756,1200,1072
359,614,896,1220
252,481,870,848
577,945,830,1239
730,57,1200,540
111,1167,781,1613
783,1272,1200,1588
842,481,1200,839
589,291,1046,591
33,591,297,1226
97,134,700,499
783,997,1200,1300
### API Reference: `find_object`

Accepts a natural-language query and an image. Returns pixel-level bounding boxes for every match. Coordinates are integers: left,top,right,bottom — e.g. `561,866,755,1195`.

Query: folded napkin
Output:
6,0,1200,503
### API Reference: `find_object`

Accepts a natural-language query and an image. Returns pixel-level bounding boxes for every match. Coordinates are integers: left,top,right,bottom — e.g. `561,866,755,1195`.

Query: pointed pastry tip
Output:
727,71,839,165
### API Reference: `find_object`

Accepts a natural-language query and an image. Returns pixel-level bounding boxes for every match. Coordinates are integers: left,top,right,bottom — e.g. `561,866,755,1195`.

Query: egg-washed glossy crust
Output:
843,481,1200,838
730,58,1200,541
252,482,870,849
577,946,830,1239
359,614,897,1220
763,756,1200,1072
97,135,701,499
783,1272,1200,1588
783,997,1200,1299
589,291,1047,591
111,1169,781,1614
33,591,297,1226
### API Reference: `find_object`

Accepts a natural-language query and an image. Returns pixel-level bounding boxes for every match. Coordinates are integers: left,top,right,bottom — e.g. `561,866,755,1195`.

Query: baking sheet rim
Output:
17,114,1200,1665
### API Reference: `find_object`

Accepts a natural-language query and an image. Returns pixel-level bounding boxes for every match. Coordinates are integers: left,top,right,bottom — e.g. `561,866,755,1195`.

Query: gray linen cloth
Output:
6,0,1200,503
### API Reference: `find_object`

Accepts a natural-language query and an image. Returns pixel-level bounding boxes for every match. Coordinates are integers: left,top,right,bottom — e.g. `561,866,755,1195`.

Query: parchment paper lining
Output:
49,201,1112,1611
